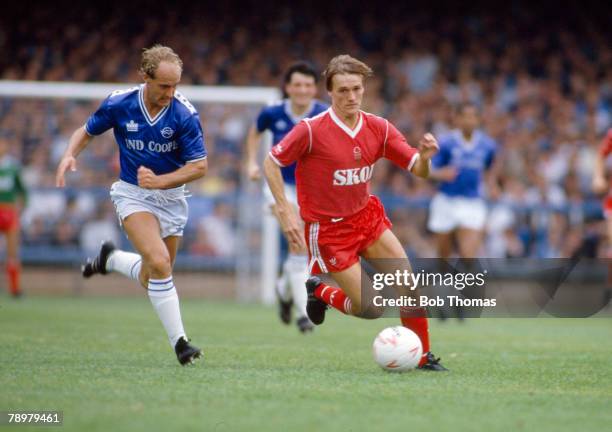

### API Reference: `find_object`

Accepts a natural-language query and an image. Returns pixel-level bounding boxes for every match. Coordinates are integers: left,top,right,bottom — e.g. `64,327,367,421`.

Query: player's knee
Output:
145,252,172,276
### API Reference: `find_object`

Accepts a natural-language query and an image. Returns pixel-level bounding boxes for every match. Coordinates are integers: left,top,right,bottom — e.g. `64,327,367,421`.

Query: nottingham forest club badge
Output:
353,147,362,161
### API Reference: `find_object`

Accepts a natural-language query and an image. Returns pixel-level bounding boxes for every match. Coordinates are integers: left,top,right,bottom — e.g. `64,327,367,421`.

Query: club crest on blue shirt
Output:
161,127,174,139
126,120,139,132
275,120,288,130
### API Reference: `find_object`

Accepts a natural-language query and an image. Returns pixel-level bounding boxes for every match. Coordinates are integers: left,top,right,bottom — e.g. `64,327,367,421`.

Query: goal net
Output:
0,80,282,303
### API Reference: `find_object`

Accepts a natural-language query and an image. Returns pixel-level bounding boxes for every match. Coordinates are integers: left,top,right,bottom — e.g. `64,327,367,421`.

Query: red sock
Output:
7,261,21,296
314,283,352,315
400,307,430,366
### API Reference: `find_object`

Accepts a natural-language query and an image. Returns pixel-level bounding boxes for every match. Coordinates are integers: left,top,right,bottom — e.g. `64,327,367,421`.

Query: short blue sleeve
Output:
432,138,451,168
85,97,114,136
256,108,271,133
179,114,207,163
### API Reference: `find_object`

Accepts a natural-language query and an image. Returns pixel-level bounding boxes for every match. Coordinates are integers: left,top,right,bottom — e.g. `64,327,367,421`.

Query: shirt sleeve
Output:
256,108,271,133
84,97,114,136
178,113,207,163
599,129,612,157
383,121,419,170
269,120,310,167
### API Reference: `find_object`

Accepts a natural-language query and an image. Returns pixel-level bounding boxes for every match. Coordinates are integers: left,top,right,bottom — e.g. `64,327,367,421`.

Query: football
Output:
373,326,423,372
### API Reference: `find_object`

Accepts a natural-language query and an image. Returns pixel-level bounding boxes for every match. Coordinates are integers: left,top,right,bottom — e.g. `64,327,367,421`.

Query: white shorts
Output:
427,193,487,233
263,183,298,209
110,180,189,238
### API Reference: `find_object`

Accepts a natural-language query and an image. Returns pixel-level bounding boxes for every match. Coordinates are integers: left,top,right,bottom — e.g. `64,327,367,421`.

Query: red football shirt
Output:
269,108,419,222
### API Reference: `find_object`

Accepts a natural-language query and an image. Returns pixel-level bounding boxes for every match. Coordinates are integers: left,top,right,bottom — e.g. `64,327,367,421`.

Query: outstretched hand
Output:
418,133,439,161
247,161,262,181
275,203,307,251
55,156,77,187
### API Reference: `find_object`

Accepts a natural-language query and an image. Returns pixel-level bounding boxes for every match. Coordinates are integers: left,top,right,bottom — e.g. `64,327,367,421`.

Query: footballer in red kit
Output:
264,54,447,370
269,106,418,274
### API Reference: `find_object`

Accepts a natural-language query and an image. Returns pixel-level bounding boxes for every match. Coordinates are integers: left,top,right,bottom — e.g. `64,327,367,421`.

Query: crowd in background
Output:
0,1,610,260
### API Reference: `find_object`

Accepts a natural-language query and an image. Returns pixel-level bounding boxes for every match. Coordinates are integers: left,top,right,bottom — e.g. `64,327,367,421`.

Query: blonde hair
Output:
140,44,183,78
322,55,373,90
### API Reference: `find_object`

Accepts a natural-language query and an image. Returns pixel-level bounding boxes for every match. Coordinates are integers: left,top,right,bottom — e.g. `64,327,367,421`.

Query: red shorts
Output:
305,195,392,274
604,196,612,217
0,206,18,232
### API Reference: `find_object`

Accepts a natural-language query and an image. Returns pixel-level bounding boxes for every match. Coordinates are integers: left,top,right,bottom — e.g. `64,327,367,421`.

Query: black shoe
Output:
276,281,293,325
82,241,116,278
305,276,327,325
418,352,448,371
174,337,202,366
297,316,314,333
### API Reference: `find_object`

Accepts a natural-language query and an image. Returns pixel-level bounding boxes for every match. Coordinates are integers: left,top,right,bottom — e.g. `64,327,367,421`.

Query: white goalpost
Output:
0,80,282,304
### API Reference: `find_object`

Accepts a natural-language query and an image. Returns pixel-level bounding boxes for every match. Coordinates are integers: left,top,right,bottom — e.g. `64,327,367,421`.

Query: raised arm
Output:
55,126,92,187
137,159,207,189
593,152,608,194
263,155,306,251
262,121,310,250
246,125,264,181
137,110,208,189
383,120,438,179
410,133,438,178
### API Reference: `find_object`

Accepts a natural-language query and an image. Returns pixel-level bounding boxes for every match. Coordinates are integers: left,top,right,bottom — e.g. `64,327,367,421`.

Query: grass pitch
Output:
1,295,611,431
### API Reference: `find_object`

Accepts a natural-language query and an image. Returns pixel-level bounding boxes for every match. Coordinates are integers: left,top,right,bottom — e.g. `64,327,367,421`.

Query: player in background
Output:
0,136,27,297
263,55,447,370
246,62,327,332
55,45,206,365
591,128,612,307
427,103,497,319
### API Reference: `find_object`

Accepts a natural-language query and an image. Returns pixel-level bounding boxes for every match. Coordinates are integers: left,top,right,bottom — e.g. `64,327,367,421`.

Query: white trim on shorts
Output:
308,222,328,273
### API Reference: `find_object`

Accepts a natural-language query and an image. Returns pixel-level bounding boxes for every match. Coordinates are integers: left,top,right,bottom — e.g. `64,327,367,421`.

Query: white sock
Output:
285,254,309,319
106,250,142,281
147,276,186,347
276,271,291,302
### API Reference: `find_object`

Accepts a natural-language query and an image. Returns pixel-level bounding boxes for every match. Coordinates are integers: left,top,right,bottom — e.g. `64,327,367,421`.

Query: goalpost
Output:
0,80,282,304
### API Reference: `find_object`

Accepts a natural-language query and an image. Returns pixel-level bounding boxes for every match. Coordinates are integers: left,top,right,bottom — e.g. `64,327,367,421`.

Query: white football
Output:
372,326,423,372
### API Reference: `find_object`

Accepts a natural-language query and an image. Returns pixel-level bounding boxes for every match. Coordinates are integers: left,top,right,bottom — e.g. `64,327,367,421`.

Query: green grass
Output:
1,296,611,432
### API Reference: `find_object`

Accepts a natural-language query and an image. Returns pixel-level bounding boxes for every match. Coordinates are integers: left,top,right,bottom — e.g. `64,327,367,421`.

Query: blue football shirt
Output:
432,129,497,198
85,85,207,186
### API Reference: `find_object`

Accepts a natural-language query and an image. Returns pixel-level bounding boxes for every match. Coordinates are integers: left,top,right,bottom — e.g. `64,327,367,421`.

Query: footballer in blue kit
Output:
428,102,497,318
56,45,206,365
246,62,327,333
84,84,206,185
